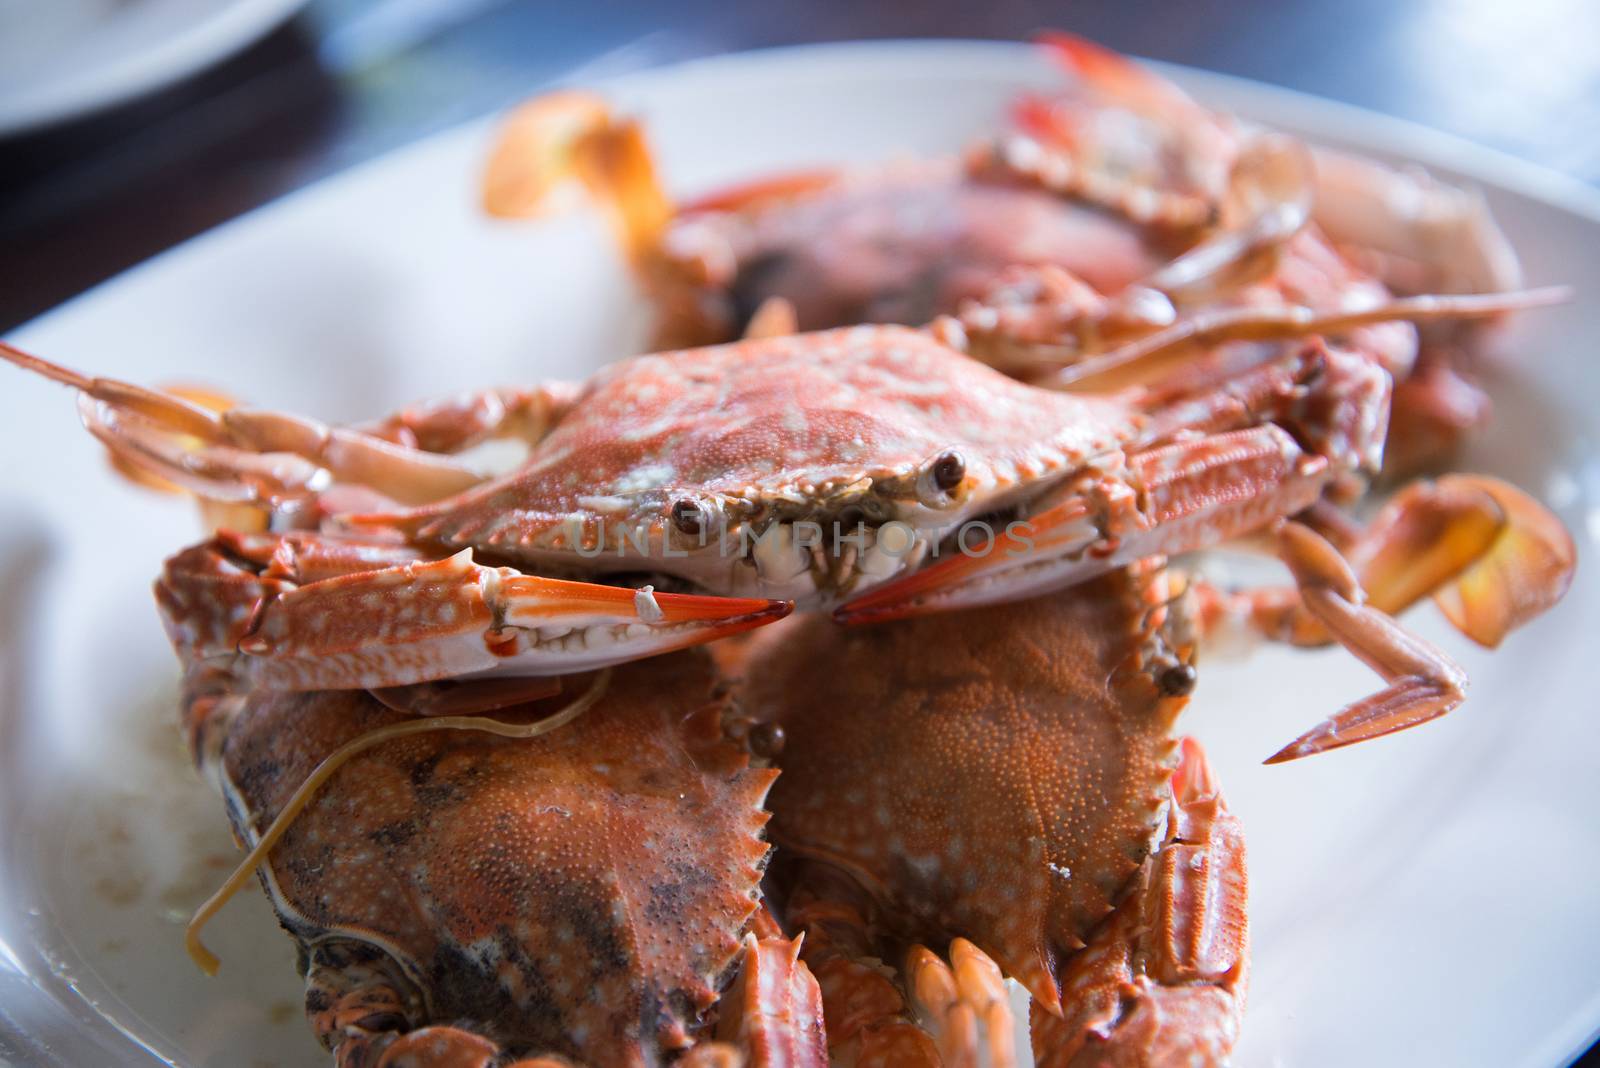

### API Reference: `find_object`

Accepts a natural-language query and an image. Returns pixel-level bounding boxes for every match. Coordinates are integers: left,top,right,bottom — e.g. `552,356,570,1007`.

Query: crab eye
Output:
747,722,786,758
1157,662,1197,697
932,451,966,491
916,450,968,507
671,498,706,537
353,1012,409,1034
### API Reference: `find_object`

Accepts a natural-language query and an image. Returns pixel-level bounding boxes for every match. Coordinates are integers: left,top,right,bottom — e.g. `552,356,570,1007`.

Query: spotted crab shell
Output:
741,565,1192,1013
406,326,1137,568
205,650,774,1064
653,163,1160,345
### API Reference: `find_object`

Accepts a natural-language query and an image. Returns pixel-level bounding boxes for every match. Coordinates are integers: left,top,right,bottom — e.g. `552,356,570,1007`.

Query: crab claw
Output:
160,536,792,688
1420,475,1576,647
1314,473,1575,650
1,341,484,510
482,90,615,218
1033,737,1248,1067
1031,31,1199,119
482,89,672,265
1311,146,1525,296
1196,473,1574,664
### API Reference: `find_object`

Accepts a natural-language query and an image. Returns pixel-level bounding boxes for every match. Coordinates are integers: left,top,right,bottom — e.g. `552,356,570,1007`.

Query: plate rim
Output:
11,36,1600,346
0,0,312,136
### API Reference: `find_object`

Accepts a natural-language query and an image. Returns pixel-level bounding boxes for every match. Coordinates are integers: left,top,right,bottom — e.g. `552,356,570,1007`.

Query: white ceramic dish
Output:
0,40,1596,1067
0,0,310,135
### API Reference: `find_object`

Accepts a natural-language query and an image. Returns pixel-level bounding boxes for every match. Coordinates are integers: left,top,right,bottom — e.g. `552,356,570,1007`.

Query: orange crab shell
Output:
651,162,1164,348
404,326,1137,567
742,563,1195,1014
203,651,775,1064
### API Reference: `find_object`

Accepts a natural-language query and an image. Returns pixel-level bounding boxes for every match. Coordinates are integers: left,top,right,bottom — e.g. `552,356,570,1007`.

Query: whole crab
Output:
737,562,1242,1065
480,91,1163,349
187,649,828,1067
485,34,1544,477
2,283,1571,756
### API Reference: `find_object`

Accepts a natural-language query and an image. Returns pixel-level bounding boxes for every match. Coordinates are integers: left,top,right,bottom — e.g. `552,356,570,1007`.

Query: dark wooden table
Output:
2,0,1596,1061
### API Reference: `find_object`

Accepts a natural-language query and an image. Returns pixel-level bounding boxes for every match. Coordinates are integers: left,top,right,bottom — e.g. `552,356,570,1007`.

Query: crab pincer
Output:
158,533,790,692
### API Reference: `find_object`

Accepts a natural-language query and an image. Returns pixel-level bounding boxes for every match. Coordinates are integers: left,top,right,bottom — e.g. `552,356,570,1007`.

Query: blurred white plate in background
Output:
0,0,310,134
0,39,1596,1067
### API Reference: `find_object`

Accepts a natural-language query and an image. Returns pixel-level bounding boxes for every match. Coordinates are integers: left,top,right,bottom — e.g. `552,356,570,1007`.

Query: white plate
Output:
1,40,1596,1068
0,0,310,135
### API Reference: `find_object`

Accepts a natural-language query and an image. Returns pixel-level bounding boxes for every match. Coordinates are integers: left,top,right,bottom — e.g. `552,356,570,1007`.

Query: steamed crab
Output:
481,91,1164,349
738,563,1244,1065
2,276,1572,755
2,36,1578,1068
486,34,1542,477
186,649,829,1066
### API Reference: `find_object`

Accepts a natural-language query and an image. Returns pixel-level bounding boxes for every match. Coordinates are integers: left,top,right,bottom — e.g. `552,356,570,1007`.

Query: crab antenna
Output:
0,339,93,389
185,669,611,975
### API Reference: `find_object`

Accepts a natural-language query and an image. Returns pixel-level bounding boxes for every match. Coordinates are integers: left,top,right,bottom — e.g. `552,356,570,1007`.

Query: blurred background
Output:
2,0,1599,334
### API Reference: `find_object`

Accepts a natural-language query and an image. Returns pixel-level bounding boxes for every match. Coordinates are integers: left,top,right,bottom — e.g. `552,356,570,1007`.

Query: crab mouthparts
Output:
833,499,1101,625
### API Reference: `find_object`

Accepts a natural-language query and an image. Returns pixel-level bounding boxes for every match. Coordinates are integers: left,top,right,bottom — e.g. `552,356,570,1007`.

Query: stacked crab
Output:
7,34,1575,1068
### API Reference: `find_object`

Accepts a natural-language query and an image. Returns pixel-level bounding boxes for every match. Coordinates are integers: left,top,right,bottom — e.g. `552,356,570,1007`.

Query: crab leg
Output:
159,534,791,688
1384,343,1493,477
780,864,1012,1067
2,342,589,510
1032,738,1247,1067
962,278,1562,385
2,342,488,506
681,933,830,1068
1025,31,1524,301
977,125,1308,292
1041,286,1567,387
356,382,580,454
905,939,1020,1068
1140,133,1314,302
1261,521,1467,762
